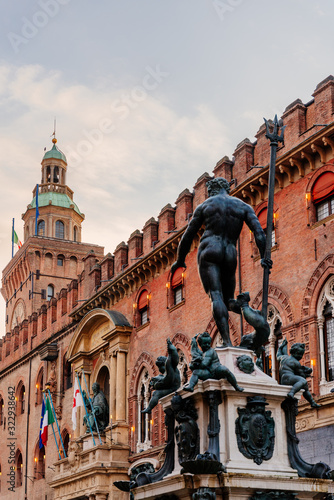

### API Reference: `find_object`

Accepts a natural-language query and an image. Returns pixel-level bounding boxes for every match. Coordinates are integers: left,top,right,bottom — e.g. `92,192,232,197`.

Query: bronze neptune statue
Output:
171,177,272,348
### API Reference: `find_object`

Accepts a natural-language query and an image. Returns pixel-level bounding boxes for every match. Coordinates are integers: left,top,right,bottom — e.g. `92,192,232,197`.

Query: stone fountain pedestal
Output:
131,347,334,500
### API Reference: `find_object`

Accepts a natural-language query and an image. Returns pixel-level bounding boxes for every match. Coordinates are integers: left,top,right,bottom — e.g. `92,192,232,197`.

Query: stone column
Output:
116,350,126,421
317,317,326,383
110,352,116,422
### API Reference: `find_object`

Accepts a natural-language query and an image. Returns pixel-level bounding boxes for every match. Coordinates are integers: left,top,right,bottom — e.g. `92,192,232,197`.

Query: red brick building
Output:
0,75,334,499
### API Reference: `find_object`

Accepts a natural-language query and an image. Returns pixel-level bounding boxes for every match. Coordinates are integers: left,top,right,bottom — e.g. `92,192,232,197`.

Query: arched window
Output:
317,276,334,394
324,301,334,382
34,444,45,479
137,290,149,326
69,256,77,274
45,252,53,272
258,208,276,247
312,171,334,221
61,430,70,458
16,383,25,415
63,354,72,390
37,220,45,236
35,369,44,405
137,369,151,452
262,305,283,381
46,166,51,183
55,220,64,239
16,450,23,487
73,226,78,242
57,254,64,267
53,166,59,183
0,395,3,426
47,284,54,301
171,268,184,306
177,349,188,385
97,365,110,409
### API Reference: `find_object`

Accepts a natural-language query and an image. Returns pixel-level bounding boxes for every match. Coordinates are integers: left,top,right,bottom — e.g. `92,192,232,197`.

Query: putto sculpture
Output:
277,339,320,408
83,382,109,433
276,339,320,408
183,332,244,392
171,177,272,348
142,338,181,413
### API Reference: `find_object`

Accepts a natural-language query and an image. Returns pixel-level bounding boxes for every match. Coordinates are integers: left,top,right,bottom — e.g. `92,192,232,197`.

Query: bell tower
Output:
1,135,104,333
22,136,84,242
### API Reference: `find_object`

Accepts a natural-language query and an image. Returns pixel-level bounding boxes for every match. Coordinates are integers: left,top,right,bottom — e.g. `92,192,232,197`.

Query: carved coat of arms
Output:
235,396,275,465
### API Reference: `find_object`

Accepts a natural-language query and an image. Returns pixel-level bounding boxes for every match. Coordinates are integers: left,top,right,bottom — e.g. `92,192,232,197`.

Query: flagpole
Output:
81,369,103,445
12,218,14,258
75,372,96,446
35,184,39,236
42,393,61,460
46,389,67,458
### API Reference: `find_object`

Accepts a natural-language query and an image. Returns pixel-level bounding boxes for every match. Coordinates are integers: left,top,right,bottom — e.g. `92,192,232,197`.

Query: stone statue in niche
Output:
235,396,275,465
171,393,199,466
236,354,255,374
83,382,109,432
183,332,244,392
277,339,320,408
142,338,180,413
171,177,272,348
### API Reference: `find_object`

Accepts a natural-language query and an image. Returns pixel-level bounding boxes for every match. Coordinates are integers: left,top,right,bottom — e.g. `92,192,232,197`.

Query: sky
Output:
0,0,333,336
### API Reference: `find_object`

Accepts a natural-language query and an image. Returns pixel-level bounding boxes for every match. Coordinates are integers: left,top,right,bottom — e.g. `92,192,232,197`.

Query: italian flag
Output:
39,397,55,448
13,230,22,249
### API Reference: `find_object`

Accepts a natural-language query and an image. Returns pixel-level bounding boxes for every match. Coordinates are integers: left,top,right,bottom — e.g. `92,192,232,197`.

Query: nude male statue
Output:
171,177,271,347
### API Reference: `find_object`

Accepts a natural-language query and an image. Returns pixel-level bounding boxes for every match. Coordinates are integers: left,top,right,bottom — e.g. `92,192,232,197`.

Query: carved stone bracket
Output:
205,390,222,461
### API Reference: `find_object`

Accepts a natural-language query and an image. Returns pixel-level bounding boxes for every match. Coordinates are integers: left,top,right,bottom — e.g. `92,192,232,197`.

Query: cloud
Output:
0,62,231,336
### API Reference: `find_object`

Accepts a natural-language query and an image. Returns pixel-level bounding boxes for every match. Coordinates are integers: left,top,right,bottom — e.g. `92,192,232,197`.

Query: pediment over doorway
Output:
67,308,132,363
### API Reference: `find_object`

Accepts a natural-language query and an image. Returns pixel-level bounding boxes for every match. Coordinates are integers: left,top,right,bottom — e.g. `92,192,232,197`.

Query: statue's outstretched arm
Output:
171,206,204,274
167,338,179,367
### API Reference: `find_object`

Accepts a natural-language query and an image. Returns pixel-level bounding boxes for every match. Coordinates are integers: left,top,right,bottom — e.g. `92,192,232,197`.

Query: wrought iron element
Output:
171,393,200,467
262,115,286,319
192,487,216,499
249,492,298,500
235,396,275,465
281,397,333,479
236,354,255,374
205,391,223,464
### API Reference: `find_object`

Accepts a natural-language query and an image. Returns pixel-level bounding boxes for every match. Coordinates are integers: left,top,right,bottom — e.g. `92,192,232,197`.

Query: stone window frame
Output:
136,368,152,452
317,275,334,395
16,381,25,416
35,367,44,405
16,449,23,487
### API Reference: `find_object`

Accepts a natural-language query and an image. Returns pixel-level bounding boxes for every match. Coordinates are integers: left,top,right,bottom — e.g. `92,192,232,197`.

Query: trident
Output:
261,115,286,319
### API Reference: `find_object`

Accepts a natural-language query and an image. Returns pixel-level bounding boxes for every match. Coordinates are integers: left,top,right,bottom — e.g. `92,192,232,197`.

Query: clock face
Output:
11,301,25,329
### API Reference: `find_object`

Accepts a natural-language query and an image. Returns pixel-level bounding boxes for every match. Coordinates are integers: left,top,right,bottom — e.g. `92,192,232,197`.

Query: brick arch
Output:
255,200,279,217
305,160,334,193
171,332,191,351
205,315,239,346
251,284,294,325
301,253,334,318
129,351,156,397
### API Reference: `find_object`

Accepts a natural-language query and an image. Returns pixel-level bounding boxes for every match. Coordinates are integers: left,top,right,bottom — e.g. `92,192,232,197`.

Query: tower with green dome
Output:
22,136,85,242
